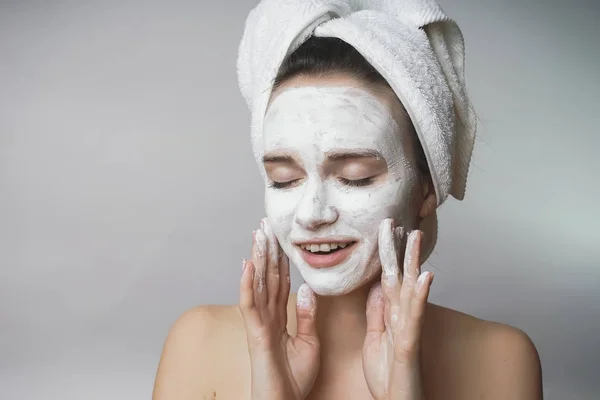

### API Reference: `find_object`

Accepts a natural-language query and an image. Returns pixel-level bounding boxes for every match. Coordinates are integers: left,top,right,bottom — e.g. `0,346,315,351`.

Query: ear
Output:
418,178,437,218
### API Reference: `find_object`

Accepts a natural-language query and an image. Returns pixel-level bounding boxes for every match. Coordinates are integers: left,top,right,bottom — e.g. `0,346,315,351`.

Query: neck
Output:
315,276,379,360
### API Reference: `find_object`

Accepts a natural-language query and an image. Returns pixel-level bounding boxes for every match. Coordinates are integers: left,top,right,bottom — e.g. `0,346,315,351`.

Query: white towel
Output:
236,0,477,261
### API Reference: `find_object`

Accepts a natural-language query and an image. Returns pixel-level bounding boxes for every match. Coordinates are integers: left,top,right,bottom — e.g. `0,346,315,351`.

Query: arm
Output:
152,307,218,400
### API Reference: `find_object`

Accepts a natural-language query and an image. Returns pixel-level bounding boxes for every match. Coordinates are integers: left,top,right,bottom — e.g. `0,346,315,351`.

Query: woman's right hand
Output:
239,218,320,400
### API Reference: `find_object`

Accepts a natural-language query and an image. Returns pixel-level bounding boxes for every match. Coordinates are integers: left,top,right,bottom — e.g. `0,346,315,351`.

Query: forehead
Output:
263,86,402,151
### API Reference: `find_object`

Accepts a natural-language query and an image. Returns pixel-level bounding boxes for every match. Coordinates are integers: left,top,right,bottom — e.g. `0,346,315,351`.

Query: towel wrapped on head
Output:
236,0,477,263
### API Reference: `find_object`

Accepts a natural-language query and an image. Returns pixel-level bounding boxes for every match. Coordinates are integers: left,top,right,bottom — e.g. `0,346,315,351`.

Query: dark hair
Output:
272,36,430,179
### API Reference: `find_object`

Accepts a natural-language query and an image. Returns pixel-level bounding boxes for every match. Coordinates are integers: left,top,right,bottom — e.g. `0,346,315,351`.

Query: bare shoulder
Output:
152,305,249,400
424,303,543,399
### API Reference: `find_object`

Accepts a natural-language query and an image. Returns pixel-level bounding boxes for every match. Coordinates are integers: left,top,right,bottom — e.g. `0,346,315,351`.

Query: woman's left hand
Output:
362,218,434,400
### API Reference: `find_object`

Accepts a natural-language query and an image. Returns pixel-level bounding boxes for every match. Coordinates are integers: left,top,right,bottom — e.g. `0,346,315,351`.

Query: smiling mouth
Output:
295,241,357,268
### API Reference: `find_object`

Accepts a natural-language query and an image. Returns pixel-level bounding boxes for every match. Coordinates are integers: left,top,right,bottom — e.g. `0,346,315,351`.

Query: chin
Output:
306,283,359,296
302,273,376,296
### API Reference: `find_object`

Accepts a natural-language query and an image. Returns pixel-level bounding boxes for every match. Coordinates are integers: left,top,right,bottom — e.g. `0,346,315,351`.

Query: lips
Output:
294,239,357,268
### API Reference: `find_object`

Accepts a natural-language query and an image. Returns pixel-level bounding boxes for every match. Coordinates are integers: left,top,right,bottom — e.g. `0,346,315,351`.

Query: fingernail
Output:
417,271,430,287
408,229,419,244
242,258,247,271
404,230,419,267
297,283,315,311
395,226,404,238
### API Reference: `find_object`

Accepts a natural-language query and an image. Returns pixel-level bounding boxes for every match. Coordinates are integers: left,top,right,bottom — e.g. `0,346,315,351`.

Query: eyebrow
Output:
262,154,297,164
325,149,384,161
262,149,384,164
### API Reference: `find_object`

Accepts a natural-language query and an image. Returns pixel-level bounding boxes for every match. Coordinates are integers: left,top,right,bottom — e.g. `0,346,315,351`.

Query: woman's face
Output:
262,79,422,296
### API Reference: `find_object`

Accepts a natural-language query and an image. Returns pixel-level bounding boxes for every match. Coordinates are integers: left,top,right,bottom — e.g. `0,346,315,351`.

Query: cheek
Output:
265,189,297,236
334,180,415,233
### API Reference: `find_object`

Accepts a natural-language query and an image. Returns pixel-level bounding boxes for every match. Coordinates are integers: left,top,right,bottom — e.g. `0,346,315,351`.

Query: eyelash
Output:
269,180,298,189
338,177,374,187
269,177,374,189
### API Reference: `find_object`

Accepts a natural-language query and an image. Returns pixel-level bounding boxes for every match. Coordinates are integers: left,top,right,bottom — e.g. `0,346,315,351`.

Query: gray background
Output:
1,0,599,398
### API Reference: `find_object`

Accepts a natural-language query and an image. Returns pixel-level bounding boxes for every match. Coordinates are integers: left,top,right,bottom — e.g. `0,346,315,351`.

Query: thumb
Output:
295,283,319,346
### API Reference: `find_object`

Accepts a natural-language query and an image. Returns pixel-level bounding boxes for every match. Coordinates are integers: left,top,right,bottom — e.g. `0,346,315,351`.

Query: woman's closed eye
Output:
267,166,305,188
269,179,302,189
338,176,375,187
333,158,387,188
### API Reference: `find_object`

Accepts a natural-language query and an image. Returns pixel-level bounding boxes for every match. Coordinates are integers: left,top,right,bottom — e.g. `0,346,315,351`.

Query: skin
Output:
152,75,543,400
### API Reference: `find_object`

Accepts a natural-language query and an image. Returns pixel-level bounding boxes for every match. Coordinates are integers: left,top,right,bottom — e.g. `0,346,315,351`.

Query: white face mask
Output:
262,85,419,296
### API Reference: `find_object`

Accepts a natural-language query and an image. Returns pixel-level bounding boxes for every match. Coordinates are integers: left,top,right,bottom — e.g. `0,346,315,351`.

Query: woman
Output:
153,2,543,399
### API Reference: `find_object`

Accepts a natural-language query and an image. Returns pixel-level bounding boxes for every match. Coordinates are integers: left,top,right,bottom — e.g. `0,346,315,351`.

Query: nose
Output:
294,180,338,230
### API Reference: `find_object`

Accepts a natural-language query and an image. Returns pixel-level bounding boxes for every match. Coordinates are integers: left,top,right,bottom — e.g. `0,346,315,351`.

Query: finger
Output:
398,230,422,316
411,271,433,323
403,230,422,284
366,282,385,334
278,251,291,316
239,259,256,313
386,225,405,334
295,283,319,347
394,225,405,274
402,271,434,352
261,218,280,304
252,229,268,309
379,218,400,301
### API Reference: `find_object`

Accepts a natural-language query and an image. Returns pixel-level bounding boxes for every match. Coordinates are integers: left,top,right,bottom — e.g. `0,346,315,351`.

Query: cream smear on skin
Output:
262,86,419,296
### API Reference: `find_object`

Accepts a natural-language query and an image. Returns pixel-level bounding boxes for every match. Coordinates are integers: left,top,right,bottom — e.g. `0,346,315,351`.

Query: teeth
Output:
300,242,352,253
320,244,331,252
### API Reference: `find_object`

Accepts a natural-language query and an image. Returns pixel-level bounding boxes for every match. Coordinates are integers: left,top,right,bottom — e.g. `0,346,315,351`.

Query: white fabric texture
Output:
236,0,477,262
